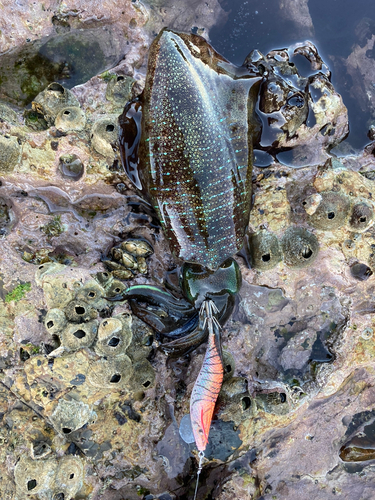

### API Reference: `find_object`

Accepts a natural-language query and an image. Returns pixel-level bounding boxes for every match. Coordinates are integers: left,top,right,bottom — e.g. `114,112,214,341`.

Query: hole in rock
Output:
261,253,271,262
63,110,70,115
225,364,232,373
49,83,64,93
117,76,125,81
47,320,54,329
242,396,251,410
106,124,115,132
279,393,287,403
360,216,367,223
88,291,96,298
143,335,154,346
350,263,373,281
74,306,85,315
53,494,65,500
327,211,335,219
302,246,313,259
110,373,121,383
114,287,121,293
108,337,120,347
27,479,37,491
69,473,74,479
62,427,72,434
73,329,86,339
143,380,151,388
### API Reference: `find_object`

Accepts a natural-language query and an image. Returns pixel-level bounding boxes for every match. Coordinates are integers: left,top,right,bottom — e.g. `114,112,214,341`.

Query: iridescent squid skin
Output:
118,29,260,454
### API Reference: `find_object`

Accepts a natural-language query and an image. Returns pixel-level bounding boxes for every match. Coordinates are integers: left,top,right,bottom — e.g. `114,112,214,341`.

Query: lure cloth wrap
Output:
190,327,224,452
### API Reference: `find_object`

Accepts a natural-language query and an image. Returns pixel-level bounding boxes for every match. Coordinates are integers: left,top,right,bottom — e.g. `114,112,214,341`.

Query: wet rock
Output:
59,153,85,180
279,329,317,371
278,0,314,38
0,103,19,125
0,135,21,172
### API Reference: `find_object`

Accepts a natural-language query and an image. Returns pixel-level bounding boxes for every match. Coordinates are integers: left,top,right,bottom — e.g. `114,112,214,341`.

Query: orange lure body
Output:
190,324,224,452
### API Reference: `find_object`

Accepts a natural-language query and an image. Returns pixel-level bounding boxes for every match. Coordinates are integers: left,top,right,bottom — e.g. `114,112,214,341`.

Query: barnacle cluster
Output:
15,455,84,499
39,262,155,392
248,226,319,270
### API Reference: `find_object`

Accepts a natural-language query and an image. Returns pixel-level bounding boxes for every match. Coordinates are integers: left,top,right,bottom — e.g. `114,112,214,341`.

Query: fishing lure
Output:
117,27,260,493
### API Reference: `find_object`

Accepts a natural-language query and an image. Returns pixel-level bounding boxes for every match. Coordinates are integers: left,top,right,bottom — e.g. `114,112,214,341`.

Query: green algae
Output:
41,215,65,237
5,282,31,303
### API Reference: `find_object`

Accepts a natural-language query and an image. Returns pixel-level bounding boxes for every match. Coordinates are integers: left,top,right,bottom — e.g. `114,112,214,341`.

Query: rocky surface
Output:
0,1,375,500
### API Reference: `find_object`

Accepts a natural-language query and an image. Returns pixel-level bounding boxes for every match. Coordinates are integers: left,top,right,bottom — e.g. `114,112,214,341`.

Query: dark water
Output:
0,28,125,106
210,0,375,150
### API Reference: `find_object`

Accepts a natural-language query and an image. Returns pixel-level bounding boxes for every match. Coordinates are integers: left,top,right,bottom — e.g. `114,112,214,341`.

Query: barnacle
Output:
14,455,84,499
90,115,119,158
50,398,96,435
307,191,350,230
217,377,252,425
129,359,155,391
74,280,106,307
14,456,55,496
222,350,236,381
105,74,135,104
105,279,127,298
127,316,154,362
255,390,290,415
64,299,98,323
248,230,282,270
53,455,84,499
55,106,86,132
281,227,319,268
32,82,80,126
94,314,132,357
44,308,68,336
60,319,99,351
87,355,133,388
349,202,373,231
